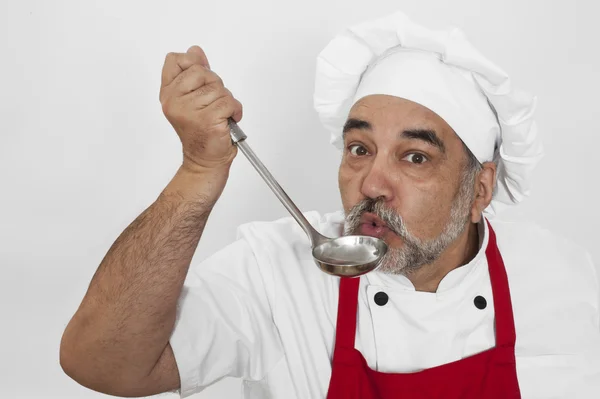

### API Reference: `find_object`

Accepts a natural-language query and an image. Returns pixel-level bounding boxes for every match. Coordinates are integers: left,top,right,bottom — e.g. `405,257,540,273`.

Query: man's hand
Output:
160,45,243,172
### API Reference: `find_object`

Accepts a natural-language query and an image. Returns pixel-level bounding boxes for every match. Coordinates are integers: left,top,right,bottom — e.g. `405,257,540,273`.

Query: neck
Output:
405,222,480,293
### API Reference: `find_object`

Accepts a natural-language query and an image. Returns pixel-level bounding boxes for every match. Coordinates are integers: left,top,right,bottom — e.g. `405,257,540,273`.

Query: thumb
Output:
187,45,211,69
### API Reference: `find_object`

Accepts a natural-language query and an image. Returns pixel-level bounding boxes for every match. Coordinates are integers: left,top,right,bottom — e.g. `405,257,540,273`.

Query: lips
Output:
358,212,391,239
359,223,391,238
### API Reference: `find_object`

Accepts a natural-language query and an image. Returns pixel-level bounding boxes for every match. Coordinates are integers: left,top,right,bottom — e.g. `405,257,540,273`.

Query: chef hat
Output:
313,11,544,216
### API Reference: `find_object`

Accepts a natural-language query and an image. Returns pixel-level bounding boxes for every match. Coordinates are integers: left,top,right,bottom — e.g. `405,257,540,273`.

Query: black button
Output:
474,295,487,310
374,292,389,306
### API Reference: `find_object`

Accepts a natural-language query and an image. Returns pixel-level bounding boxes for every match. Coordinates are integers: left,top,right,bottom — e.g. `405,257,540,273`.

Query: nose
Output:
360,157,394,202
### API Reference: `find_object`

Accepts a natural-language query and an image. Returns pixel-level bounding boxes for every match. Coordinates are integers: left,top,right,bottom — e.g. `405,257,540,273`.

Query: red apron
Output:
327,220,521,398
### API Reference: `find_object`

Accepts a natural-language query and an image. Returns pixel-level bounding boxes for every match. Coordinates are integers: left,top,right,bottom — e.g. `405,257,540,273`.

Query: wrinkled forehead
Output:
345,95,464,150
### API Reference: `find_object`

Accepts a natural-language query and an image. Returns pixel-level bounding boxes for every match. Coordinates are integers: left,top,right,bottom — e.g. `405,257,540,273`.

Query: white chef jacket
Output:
169,210,600,399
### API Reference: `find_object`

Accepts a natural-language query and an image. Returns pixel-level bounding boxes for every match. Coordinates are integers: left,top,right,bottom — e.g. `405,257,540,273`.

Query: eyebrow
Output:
342,118,446,153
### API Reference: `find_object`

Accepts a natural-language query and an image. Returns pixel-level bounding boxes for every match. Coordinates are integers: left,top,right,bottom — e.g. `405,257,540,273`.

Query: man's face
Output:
339,94,476,274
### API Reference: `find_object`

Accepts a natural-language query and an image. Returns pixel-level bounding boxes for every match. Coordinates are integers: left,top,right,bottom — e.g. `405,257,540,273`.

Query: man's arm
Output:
60,165,222,396
59,45,244,396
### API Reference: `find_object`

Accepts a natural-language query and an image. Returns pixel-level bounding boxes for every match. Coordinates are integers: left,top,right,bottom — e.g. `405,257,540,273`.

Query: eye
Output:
348,144,369,157
403,153,429,164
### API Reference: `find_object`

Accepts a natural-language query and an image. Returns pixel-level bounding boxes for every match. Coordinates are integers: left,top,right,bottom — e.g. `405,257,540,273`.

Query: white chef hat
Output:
313,11,544,216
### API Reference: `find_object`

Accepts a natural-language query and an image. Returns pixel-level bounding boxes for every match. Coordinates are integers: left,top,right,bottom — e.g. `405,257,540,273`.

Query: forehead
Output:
348,94,454,136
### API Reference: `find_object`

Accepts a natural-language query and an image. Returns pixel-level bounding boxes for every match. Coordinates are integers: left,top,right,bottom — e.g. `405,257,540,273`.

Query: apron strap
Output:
485,219,517,348
334,276,361,350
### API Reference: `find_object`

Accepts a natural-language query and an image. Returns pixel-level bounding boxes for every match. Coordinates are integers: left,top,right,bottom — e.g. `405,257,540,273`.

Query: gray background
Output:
1,0,598,398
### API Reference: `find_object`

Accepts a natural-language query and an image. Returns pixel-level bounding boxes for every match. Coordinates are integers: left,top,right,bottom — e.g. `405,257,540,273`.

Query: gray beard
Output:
343,173,475,275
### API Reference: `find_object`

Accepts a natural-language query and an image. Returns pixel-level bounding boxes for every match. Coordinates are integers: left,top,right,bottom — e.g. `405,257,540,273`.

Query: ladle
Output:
228,118,388,277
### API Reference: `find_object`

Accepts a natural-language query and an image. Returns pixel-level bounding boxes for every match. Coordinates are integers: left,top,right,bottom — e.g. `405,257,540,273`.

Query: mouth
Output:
358,212,392,239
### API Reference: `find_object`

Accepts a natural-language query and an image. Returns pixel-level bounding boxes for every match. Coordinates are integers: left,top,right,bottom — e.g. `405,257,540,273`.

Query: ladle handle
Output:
228,118,324,246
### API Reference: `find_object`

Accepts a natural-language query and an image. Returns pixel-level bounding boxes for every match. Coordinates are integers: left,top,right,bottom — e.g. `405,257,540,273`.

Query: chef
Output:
60,10,600,399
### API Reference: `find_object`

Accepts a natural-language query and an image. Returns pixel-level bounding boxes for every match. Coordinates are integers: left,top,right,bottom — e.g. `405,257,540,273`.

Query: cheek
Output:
393,176,456,237
338,165,361,210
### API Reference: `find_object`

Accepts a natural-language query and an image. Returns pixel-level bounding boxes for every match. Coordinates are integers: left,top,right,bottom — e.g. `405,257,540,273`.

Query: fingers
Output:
186,45,210,69
161,45,210,88
231,102,243,123
166,64,224,97
197,92,243,125
182,85,228,109
159,45,243,127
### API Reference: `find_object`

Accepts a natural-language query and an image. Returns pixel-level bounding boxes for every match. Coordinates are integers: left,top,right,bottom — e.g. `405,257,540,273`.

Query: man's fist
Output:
159,45,243,171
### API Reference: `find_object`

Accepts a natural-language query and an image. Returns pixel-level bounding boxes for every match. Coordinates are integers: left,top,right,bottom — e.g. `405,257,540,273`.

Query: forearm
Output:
60,164,229,389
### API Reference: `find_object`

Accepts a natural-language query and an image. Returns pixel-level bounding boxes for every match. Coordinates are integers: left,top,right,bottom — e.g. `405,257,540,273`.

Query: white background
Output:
1,0,599,398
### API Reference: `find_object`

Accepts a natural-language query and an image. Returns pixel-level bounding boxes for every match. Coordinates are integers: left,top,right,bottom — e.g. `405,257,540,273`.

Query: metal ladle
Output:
228,118,388,277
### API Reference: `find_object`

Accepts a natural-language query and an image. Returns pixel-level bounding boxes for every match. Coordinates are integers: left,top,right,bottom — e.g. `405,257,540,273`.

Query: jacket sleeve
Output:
169,238,283,398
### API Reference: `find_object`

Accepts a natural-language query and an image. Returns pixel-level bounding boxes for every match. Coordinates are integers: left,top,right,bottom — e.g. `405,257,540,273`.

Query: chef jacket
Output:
169,210,600,398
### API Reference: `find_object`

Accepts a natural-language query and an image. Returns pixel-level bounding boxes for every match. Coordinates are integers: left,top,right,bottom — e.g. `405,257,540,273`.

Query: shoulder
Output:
489,218,598,303
488,218,597,285
488,218,600,354
489,218,590,258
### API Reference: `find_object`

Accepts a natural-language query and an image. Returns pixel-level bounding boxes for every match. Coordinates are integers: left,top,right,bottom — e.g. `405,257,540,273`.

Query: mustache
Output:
344,198,405,237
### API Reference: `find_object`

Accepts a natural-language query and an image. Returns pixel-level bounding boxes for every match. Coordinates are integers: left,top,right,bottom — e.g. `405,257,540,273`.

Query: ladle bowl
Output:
313,235,387,277
229,118,388,277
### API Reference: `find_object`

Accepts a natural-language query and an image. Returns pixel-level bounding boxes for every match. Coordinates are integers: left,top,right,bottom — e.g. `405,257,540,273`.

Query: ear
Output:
470,161,496,223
